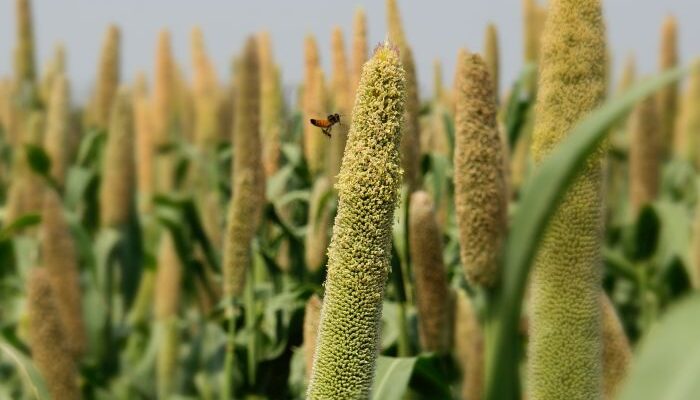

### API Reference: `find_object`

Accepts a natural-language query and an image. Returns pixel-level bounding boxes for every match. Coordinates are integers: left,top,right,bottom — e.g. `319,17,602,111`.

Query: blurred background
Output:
1,0,698,102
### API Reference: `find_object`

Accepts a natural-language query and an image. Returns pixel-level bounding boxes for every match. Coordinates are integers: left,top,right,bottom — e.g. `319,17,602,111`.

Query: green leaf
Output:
370,356,417,400
24,144,51,175
64,166,98,210
94,228,122,290
441,112,455,159
626,205,661,262
0,214,41,241
504,63,537,148
652,201,692,276
274,190,310,213
409,353,457,399
484,66,689,400
618,294,700,400
76,128,106,167
0,339,51,400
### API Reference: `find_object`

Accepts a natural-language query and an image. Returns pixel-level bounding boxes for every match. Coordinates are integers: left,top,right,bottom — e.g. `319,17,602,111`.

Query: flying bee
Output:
310,113,342,138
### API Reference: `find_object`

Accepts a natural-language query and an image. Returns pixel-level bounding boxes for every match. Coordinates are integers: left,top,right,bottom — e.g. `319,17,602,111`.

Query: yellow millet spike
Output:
386,0,407,50
674,61,700,166
327,26,350,181
14,0,36,84
409,191,451,352
133,72,155,213
44,74,71,187
302,35,327,176
258,31,283,178
628,95,660,216
154,232,183,398
27,268,82,400
601,293,631,400
657,15,679,155
305,177,332,273
528,0,607,398
151,30,177,193
222,37,265,299
154,232,183,320
191,26,221,152
152,29,176,152
401,46,422,192
40,43,65,105
92,25,120,129
523,0,540,64
350,8,368,104
433,59,444,104
454,53,508,287
100,87,135,228
4,111,46,224
453,289,484,400
306,43,405,399
303,294,322,381
484,23,500,100
617,53,637,95
41,190,87,360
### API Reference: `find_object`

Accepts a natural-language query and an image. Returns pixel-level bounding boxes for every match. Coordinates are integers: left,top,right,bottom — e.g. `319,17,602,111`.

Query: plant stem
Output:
222,305,236,400
245,251,257,386
637,263,658,333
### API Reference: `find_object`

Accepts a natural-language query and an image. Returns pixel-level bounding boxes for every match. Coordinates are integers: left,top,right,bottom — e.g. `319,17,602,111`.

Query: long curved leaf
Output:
371,356,417,400
484,66,688,400
617,294,700,400
0,339,50,400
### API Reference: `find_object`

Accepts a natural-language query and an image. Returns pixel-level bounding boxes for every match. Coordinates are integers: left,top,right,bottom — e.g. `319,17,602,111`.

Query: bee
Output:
310,113,342,138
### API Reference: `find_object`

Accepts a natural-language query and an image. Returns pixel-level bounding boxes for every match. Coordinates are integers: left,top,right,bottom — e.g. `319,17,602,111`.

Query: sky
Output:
0,0,698,103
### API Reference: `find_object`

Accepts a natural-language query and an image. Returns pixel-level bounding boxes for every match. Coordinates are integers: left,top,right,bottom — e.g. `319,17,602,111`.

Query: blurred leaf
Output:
505,63,537,148
64,166,98,209
276,190,309,210
0,214,41,241
485,66,688,400
653,201,691,276
617,294,700,400
0,338,51,400
409,353,457,399
94,228,122,291
24,144,50,175
603,247,638,281
13,236,39,277
661,159,697,204
76,128,106,167
267,165,295,200
441,112,455,159
625,205,660,262
380,302,400,350
370,356,417,400
286,348,307,398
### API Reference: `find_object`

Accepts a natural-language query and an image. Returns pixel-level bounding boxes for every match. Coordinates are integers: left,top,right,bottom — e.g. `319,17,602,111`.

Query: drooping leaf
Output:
617,294,700,400
505,63,537,148
24,145,50,176
0,214,41,241
0,339,51,400
370,356,417,400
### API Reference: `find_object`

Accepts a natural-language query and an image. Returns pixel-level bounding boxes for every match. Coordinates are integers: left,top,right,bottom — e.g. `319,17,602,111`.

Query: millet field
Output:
0,0,698,399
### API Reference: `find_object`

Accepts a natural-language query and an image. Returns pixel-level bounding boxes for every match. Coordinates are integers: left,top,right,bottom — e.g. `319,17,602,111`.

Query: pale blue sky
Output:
0,1,697,102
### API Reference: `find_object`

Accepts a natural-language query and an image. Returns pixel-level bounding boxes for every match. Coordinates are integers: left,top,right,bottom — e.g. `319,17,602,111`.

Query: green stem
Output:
397,302,410,357
222,305,237,400
245,254,257,386
390,244,411,357
637,264,658,333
